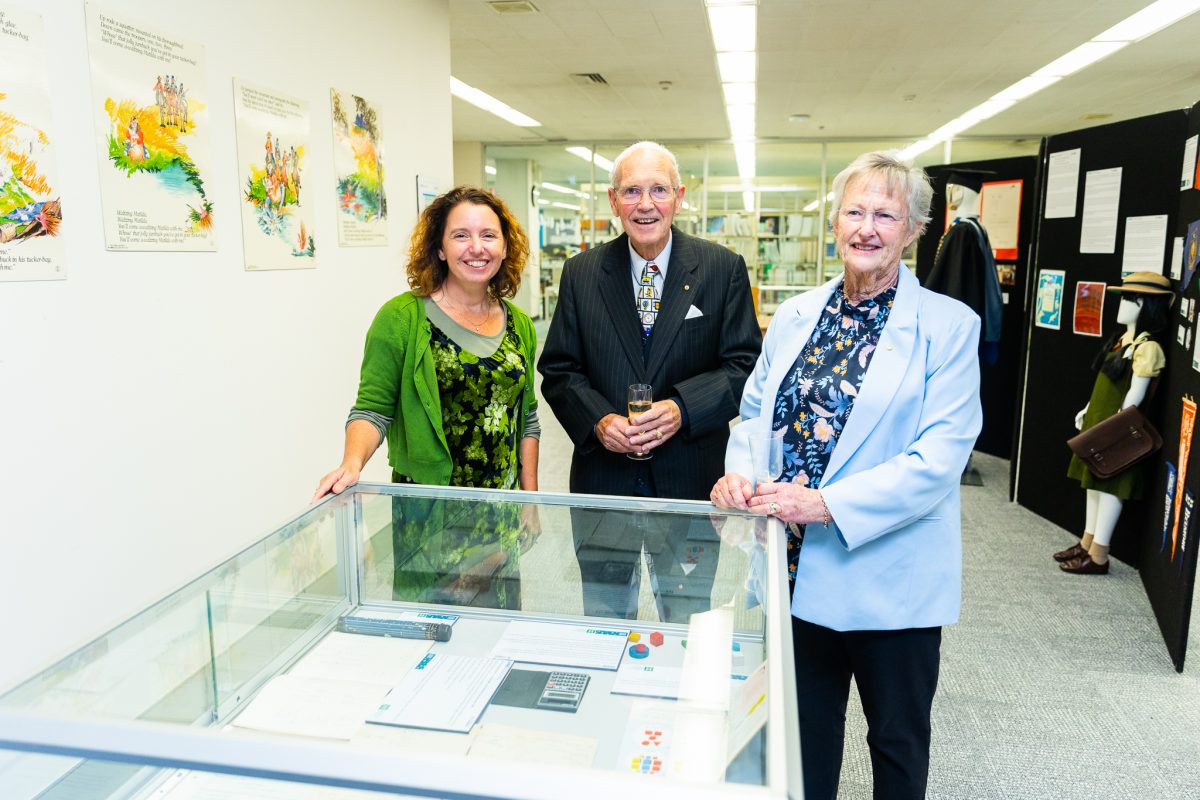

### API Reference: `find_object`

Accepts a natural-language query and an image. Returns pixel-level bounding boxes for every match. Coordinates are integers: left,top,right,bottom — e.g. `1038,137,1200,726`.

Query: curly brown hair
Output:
406,186,528,299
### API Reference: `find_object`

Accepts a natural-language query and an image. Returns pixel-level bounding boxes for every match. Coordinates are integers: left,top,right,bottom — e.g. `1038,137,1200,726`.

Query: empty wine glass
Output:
750,426,785,490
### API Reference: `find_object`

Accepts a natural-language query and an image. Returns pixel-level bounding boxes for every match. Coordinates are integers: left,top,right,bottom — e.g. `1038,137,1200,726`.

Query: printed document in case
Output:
368,653,512,733
488,620,630,669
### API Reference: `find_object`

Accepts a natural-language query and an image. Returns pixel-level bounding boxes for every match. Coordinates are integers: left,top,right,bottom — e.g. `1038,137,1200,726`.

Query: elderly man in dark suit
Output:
538,140,761,620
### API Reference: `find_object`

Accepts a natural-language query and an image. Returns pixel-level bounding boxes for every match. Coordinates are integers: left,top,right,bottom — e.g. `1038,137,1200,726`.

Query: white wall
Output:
0,0,452,690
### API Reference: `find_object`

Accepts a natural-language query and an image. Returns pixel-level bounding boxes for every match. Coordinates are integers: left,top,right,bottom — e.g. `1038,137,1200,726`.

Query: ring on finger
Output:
656,429,663,440
769,502,780,515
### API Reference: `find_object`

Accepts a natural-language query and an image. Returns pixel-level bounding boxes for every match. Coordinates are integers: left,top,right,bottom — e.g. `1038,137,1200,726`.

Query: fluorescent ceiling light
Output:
565,146,614,173
484,164,497,176
717,52,756,83
449,77,540,127
727,107,756,141
803,199,820,212
550,201,579,211
542,181,587,198
896,138,938,161
1032,41,1128,78
742,190,755,211
705,0,755,6
707,4,756,52
990,74,1061,102
1093,0,1200,42
722,82,756,106
734,141,756,179
536,199,549,205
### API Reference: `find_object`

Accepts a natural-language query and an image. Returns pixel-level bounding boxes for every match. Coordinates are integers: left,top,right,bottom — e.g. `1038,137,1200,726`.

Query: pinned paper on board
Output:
1035,270,1065,330
1072,281,1104,337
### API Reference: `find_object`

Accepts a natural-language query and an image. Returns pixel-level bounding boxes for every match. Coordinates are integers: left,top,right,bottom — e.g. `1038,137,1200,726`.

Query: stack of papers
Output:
368,652,512,733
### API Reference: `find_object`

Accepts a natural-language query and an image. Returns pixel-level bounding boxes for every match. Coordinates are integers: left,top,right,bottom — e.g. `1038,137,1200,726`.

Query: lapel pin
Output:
684,284,690,291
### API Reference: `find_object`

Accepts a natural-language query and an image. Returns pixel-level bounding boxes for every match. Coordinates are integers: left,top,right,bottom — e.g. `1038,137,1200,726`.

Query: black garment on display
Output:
926,217,1003,364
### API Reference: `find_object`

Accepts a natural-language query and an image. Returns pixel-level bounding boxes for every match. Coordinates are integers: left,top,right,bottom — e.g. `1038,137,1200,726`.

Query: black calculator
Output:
535,671,590,713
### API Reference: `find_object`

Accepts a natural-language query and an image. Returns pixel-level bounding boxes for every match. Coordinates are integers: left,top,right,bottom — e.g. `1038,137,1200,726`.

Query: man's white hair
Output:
610,141,682,189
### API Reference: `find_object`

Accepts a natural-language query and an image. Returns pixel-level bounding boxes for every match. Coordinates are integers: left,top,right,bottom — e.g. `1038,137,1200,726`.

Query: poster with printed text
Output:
1072,281,1104,337
0,6,64,281
233,79,315,270
330,88,386,246
85,4,214,251
1034,269,1065,330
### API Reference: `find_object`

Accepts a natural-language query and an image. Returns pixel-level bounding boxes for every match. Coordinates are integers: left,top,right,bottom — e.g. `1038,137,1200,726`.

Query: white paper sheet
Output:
232,675,388,740
678,609,733,711
287,631,431,687
1121,214,1169,274
613,664,684,699
616,701,727,782
368,653,511,733
1182,135,1198,191
727,662,769,764
488,620,630,669
1079,168,1122,254
1045,148,1081,218
348,719,475,756
1171,236,1185,281
470,723,598,768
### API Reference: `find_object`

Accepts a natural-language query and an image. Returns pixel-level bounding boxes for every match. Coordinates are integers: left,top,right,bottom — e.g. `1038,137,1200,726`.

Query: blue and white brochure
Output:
488,620,631,670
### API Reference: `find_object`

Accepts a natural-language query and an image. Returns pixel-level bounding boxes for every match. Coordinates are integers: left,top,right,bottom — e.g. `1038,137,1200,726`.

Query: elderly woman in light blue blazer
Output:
712,150,982,800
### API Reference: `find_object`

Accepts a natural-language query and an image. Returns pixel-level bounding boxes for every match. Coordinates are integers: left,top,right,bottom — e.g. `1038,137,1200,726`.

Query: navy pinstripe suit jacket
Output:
538,228,762,500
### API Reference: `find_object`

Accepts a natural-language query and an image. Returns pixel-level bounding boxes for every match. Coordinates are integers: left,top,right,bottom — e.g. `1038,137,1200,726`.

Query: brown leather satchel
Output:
1067,405,1163,479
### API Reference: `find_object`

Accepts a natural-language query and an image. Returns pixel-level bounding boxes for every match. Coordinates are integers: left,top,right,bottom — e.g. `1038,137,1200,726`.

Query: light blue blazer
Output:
727,265,982,631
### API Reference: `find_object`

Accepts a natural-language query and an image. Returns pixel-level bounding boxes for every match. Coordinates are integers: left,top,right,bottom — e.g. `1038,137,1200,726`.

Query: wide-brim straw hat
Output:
1110,271,1175,301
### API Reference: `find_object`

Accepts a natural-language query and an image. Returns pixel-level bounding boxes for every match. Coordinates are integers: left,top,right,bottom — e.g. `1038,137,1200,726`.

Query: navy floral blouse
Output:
772,282,897,580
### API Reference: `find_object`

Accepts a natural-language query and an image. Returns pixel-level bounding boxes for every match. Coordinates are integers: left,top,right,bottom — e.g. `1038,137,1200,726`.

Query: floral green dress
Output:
391,311,529,609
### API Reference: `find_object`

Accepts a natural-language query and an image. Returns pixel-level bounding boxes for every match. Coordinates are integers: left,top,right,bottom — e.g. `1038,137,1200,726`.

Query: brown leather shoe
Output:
1053,543,1088,563
1060,555,1110,574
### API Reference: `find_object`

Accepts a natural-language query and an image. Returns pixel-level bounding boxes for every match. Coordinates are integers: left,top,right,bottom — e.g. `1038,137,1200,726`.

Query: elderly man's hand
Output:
627,399,682,453
749,482,827,526
595,413,638,454
711,472,754,510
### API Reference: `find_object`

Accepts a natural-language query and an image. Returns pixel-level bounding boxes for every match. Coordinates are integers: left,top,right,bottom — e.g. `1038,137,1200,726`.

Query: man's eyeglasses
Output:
616,185,676,204
840,207,906,230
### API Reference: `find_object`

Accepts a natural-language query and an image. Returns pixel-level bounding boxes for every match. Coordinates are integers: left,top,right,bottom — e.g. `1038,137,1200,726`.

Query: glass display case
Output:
0,484,798,799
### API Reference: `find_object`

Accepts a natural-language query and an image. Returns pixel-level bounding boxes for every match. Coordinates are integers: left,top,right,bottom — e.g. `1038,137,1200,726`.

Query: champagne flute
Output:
627,383,653,461
750,426,785,490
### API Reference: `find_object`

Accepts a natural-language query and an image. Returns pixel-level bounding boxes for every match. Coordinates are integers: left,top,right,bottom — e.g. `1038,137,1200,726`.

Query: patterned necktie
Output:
638,262,661,337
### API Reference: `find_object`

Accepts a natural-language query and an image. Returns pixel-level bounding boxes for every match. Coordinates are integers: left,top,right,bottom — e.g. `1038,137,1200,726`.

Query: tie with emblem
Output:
638,261,660,338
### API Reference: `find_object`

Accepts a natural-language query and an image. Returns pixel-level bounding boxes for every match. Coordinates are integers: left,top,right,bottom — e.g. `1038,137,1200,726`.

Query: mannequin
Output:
924,170,1003,365
1058,272,1174,574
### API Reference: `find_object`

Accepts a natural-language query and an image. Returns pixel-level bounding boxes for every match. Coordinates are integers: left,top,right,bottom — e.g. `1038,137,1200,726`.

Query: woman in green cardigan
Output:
313,186,540,608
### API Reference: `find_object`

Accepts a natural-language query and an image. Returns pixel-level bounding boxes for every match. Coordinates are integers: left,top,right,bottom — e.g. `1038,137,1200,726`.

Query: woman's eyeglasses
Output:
840,207,906,230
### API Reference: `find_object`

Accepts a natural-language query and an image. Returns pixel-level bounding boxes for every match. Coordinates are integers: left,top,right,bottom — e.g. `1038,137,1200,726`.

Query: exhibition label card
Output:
368,652,512,733
979,180,1022,261
1182,135,1197,191
1079,167,1122,254
0,6,65,281
231,674,388,740
286,631,431,688
1045,148,1081,219
85,3,215,251
1121,215,1168,274
488,620,630,669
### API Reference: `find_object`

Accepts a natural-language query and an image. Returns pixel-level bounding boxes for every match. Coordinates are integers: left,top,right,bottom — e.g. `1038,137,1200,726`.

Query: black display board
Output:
1013,109,1190,667
1138,100,1200,672
916,157,1039,461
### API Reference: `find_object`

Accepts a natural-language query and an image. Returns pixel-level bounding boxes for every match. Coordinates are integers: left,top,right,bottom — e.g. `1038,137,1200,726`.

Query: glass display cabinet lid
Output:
0,483,798,800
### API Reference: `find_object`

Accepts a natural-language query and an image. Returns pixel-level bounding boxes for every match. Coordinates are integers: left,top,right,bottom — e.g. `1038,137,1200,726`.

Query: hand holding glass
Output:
627,384,653,461
750,427,785,490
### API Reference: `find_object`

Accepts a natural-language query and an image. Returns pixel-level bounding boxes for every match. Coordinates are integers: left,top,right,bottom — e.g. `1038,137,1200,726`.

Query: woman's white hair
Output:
830,150,933,233
610,141,682,189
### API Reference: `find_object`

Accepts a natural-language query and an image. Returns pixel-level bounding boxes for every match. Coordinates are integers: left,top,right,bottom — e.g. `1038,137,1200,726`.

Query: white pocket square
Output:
685,304,704,320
